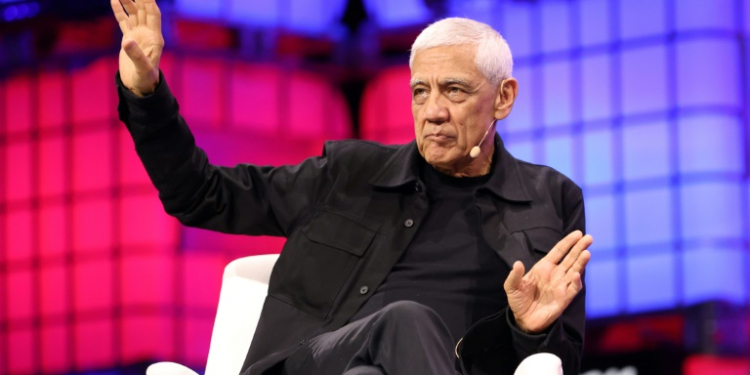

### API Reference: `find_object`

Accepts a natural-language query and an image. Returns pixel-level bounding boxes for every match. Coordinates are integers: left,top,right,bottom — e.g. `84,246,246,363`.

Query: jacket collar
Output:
369,134,533,203
368,140,421,188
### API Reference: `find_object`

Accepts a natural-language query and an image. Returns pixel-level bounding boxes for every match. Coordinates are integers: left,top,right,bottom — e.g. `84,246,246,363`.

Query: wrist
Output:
128,81,159,98
512,314,546,335
128,88,148,98
516,320,537,334
125,70,160,97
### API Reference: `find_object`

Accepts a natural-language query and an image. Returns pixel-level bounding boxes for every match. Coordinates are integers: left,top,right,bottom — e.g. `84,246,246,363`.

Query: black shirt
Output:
350,161,510,341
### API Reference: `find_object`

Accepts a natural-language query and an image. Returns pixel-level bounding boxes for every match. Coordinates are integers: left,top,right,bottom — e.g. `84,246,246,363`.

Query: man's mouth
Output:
426,133,454,140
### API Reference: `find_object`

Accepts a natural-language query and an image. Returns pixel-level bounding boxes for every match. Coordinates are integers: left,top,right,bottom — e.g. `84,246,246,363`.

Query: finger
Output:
122,38,153,72
144,0,162,31
504,261,525,293
136,0,147,27
560,234,593,271
565,272,583,299
111,0,130,33
569,249,591,274
119,0,138,16
545,230,583,264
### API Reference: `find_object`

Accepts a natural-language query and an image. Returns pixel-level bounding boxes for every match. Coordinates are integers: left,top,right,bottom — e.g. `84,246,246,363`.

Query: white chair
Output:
514,352,564,375
147,253,280,375
146,253,563,375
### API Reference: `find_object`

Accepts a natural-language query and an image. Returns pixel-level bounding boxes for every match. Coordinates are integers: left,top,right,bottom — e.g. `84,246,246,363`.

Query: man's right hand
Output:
111,0,164,97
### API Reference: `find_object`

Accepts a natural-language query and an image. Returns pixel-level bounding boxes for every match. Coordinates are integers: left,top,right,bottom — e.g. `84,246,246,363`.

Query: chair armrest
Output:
514,353,563,375
146,362,200,375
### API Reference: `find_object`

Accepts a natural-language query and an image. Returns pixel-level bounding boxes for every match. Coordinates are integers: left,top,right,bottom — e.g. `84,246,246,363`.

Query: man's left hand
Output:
504,230,592,334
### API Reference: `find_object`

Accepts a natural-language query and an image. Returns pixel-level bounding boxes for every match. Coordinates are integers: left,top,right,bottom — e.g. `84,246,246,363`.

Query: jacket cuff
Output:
115,70,178,130
506,308,551,354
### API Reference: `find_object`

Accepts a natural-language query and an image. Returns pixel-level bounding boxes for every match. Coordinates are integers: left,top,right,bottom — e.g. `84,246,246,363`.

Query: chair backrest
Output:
204,254,280,375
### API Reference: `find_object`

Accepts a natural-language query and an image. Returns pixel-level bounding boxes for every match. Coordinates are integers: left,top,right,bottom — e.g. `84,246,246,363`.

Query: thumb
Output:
504,261,525,293
122,38,153,73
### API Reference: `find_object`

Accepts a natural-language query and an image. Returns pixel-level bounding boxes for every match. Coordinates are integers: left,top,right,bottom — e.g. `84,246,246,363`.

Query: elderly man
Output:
111,1,592,374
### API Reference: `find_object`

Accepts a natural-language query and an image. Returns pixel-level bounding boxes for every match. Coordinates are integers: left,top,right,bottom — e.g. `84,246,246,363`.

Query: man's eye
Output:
448,87,464,94
413,88,426,97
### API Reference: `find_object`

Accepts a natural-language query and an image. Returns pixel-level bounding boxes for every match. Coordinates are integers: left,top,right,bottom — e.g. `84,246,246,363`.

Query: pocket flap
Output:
524,227,562,254
302,211,376,256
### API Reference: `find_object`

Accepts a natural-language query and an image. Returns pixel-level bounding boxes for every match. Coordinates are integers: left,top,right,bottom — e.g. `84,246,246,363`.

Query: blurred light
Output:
2,1,38,21
16,2,27,17
0,54,351,373
4,4,18,20
362,0,431,28
174,0,348,35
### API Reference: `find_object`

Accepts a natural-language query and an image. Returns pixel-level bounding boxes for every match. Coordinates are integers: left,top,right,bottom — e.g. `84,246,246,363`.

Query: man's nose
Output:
424,92,449,124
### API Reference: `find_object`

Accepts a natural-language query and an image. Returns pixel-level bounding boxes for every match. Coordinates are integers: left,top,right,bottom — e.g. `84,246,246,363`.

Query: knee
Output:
343,366,386,375
375,301,442,328
382,300,436,316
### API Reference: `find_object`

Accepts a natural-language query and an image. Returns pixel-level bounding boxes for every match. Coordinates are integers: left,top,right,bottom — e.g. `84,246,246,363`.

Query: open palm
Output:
110,0,164,96
504,231,592,334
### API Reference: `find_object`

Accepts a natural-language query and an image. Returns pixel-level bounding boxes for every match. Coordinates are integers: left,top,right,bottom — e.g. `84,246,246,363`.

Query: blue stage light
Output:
362,0,431,28
174,0,348,35
1,1,39,22
3,4,18,20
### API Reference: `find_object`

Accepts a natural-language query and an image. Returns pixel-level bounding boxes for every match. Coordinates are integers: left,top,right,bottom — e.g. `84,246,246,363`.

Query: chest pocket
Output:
277,211,376,319
303,212,375,256
522,227,562,261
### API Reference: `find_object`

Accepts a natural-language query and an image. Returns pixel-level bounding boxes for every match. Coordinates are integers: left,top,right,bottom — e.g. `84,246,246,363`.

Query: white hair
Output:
409,17,513,86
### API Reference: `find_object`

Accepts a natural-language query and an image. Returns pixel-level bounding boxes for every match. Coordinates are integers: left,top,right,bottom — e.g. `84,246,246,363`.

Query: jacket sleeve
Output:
459,184,586,375
509,184,586,374
116,71,330,237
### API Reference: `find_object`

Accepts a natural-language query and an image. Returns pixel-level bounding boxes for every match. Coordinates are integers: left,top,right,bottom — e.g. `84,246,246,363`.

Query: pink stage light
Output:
0,52,351,374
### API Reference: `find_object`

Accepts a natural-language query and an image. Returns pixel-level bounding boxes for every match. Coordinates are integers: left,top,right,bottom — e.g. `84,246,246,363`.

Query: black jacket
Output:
116,73,586,375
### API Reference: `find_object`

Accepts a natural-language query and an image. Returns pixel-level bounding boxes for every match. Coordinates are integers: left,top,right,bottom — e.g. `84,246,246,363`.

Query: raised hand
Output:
504,230,592,334
110,0,164,96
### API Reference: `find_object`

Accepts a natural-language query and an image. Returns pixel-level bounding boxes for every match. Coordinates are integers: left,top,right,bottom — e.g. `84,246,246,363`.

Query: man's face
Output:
410,44,498,172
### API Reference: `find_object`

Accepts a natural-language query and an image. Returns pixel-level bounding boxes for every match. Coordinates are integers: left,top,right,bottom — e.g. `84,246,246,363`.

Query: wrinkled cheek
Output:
413,119,424,138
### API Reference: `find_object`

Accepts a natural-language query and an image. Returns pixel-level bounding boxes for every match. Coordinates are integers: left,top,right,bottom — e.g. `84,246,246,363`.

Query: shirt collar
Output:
368,135,533,203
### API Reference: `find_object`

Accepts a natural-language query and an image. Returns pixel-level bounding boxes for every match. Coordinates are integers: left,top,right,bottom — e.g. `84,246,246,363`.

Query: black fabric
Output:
283,301,458,375
115,71,587,375
350,162,508,343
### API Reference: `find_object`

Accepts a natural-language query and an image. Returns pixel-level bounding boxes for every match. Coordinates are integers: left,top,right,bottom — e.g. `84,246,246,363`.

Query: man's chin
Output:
423,150,461,169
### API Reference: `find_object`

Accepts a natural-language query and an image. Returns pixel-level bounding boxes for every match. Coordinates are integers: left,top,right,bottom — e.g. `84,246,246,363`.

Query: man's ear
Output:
493,78,518,120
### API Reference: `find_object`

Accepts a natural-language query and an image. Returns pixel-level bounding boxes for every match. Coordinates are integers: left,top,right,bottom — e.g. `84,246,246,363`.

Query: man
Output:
111,1,592,374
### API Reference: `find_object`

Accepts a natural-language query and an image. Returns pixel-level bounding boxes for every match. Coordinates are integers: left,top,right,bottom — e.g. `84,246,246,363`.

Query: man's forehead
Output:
410,45,482,85
414,44,477,58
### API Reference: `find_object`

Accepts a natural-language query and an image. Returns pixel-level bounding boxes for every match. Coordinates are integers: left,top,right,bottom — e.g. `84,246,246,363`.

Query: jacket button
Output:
414,183,422,192
404,219,414,228
359,286,369,295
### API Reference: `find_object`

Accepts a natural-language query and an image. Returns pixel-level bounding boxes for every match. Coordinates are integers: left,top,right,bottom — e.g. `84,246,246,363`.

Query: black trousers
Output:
281,301,461,375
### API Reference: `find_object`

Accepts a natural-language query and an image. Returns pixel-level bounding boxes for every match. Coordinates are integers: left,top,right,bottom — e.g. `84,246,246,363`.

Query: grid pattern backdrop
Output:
1,0,749,374
171,0,432,33
359,0,750,318
0,54,350,374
